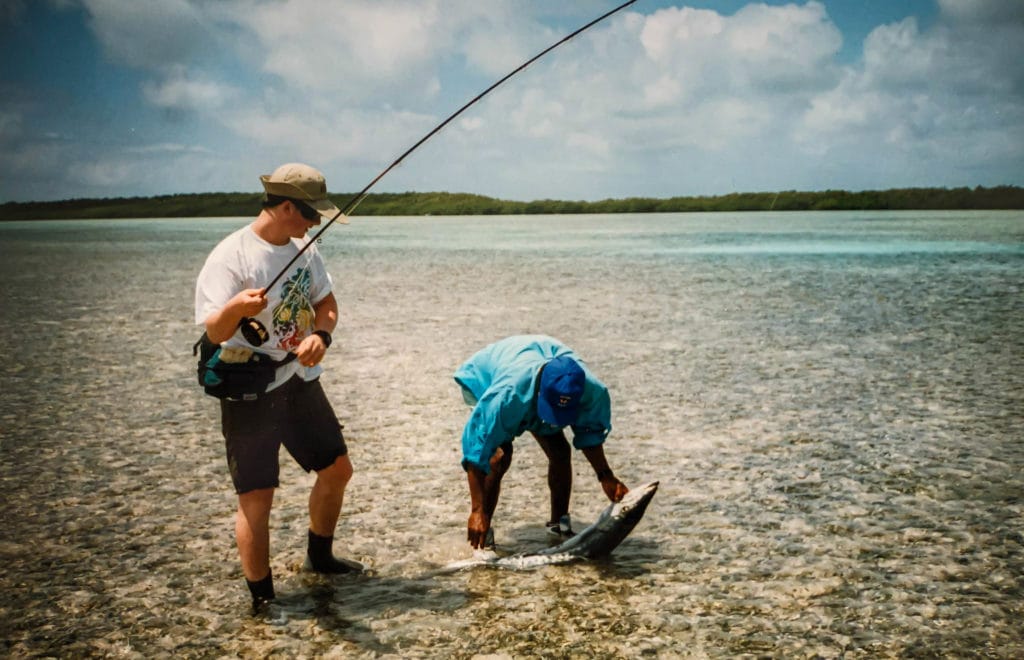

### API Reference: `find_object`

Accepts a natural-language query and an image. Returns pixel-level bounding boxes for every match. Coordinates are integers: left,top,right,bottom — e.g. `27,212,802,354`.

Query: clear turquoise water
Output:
1,211,1021,657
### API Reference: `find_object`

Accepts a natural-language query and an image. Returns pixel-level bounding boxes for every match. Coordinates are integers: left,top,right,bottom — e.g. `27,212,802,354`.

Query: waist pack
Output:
193,333,296,401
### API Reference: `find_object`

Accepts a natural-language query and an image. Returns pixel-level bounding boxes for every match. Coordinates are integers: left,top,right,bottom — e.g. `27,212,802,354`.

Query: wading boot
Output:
305,530,366,574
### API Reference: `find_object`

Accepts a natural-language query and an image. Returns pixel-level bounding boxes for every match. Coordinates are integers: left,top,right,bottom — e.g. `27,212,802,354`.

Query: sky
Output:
1,0,1022,203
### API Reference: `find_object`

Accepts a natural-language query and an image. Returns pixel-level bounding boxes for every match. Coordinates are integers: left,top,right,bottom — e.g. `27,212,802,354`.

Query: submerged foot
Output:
251,597,288,625
303,554,366,574
246,570,277,615
483,527,496,550
306,529,366,574
546,514,575,540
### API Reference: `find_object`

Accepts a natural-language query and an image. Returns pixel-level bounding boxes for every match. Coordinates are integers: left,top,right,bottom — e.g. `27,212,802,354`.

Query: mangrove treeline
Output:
1,186,1022,221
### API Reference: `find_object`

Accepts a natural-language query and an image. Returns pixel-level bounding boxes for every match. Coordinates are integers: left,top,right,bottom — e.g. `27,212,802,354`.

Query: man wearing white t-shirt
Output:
195,163,360,613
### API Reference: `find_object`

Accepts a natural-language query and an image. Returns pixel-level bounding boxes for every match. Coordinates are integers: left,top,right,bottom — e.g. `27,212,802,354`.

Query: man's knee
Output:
238,487,275,505
317,454,353,488
237,488,275,525
535,432,571,463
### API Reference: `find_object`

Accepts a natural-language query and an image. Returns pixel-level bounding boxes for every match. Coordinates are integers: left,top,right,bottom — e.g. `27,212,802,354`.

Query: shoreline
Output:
2,185,1023,221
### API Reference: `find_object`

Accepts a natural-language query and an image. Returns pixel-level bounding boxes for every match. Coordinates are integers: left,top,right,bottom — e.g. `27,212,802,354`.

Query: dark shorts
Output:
220,376,347,494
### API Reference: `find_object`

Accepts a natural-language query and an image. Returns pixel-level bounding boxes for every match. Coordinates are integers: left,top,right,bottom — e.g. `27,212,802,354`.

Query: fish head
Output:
577,480,659,559
609,480,659,525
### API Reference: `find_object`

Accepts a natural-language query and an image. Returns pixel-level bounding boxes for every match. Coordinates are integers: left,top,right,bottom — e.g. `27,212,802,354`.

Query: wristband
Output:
312,330,332,348
596,468,614,481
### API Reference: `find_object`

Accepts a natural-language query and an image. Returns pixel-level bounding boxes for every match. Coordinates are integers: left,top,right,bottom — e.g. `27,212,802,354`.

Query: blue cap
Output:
537,356,585,426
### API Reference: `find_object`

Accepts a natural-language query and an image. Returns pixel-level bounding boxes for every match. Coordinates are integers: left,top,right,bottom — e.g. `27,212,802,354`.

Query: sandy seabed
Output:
1,213,1022,658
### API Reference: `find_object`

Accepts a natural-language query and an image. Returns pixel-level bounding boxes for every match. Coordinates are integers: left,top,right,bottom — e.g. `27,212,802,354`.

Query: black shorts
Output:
220,376,347,494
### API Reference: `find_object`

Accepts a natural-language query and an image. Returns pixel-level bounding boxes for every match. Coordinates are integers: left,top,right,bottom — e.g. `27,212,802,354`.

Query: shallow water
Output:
0,211,1022,658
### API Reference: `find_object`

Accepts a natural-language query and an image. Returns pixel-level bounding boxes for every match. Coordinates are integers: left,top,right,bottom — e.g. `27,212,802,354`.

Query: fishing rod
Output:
236,0,638,346
260,0,638,296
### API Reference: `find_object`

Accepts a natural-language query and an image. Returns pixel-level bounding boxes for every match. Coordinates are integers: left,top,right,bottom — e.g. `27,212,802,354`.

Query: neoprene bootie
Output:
246,570,275,611
305,530,365,574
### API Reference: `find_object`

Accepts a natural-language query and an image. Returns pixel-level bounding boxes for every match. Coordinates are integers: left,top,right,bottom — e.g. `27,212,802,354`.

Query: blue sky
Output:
1,0,1021,203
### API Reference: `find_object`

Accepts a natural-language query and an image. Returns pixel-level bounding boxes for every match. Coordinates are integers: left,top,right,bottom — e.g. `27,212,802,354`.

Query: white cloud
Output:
231,0,450,98
5,140,66,178
126,142,212,155
82,0,214,71
141,68,237,111
66,144,230,196
566,131,610,161
12,0,1022,202
443,1,845,196
641,6,723,62
643,74,684,107
455,5,560,78
75,159,138,187
796,0,1024,186
223,104,437,166
639,2,840,99
458,116,484,132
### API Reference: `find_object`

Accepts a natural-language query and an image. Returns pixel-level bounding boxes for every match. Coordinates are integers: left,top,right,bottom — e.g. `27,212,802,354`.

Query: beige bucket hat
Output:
260,162,347,223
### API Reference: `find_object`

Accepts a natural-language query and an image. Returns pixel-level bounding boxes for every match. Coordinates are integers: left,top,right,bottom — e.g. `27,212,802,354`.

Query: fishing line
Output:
259,0,638,297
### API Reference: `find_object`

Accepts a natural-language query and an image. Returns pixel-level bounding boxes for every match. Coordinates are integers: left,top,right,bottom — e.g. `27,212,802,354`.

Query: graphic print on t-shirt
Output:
272,268,314,350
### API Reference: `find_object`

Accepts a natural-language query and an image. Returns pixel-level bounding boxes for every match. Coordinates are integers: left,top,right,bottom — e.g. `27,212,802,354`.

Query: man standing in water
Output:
195,163,361,612
454,335,629,549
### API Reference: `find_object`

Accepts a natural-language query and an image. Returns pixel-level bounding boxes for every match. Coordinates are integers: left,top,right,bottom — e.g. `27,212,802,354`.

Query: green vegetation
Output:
1,186,1022,221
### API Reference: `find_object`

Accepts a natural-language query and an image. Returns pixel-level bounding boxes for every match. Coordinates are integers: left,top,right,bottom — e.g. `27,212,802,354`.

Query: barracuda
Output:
443,481,658,572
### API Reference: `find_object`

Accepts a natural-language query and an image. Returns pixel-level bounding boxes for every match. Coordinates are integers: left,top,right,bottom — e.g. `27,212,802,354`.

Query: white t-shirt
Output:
195,224,334,390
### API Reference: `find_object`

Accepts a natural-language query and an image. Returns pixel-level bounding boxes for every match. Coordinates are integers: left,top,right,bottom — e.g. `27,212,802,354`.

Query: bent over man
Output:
195,162,360,612
454,335,629,549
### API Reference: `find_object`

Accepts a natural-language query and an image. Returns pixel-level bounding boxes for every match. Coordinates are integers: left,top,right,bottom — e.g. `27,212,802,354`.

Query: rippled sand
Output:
1,213,1022,658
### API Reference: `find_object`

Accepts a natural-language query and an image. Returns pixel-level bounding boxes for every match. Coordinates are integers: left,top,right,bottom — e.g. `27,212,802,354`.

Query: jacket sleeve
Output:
461,387,527,474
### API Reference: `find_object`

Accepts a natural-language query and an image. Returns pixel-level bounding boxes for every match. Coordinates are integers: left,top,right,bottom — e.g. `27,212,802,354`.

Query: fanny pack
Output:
193,333,296,401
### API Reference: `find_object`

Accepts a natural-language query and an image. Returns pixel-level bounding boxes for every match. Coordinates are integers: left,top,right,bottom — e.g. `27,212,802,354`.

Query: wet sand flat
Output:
1,212,1022,658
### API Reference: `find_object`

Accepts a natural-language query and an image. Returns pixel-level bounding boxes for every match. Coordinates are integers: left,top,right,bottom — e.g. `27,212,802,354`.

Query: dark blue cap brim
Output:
537,396,580,427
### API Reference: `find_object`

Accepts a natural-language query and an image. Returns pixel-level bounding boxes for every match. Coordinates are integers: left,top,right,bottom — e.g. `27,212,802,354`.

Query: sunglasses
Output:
293,199,320,221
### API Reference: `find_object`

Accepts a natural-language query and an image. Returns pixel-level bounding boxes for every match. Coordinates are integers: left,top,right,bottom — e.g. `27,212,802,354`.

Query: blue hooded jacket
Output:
454,335,611,474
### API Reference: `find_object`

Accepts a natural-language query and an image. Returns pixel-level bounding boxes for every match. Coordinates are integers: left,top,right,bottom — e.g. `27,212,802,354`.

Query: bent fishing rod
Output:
261,0,638,295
